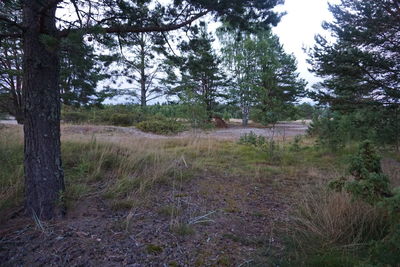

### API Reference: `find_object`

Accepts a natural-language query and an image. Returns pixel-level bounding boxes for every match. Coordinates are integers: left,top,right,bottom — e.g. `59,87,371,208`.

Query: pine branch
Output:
0,14,24,31
59,10,209,38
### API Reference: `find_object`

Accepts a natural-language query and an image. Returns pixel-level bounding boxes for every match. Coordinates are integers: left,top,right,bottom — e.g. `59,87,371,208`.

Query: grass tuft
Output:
283,188,390,265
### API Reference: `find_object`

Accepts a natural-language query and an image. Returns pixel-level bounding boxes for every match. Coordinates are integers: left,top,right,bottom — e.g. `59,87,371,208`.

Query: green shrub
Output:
329,141,392,203
109,113,134,126
238,131,266,146
238,132,284,162
251,108,280,125
176,103,214,129
308,112,347,151
282,140,400,266
62,111,89,123
289,135,302,152
136,117,185,135
308,107,400,150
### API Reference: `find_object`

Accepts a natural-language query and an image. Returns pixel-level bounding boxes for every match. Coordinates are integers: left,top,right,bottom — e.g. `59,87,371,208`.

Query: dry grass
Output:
0,126,24,213
289,189,389,254
0,125,235,213
2,123,400,265
0,124,343,216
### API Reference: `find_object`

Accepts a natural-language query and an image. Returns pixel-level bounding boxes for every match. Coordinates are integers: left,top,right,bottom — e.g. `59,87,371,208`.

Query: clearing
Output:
2,121,391,266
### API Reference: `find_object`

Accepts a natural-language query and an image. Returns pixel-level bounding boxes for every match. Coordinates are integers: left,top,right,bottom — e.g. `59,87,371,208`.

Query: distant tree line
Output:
1,4,305,127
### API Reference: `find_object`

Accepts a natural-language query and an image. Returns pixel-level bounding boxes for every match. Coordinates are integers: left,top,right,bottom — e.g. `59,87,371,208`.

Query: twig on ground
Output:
188,210,217,225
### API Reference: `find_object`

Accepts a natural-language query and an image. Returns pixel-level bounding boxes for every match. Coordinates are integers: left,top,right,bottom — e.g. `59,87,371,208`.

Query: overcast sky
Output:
272,0,339,88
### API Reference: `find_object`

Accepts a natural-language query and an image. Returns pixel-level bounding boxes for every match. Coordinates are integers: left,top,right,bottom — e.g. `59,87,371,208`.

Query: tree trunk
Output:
10,84,24,124
23,1,65,220
206,100,213,122
242,103,249,127
140,73,146,107
11,86,23,124
14,108,24,124
140,35,147,108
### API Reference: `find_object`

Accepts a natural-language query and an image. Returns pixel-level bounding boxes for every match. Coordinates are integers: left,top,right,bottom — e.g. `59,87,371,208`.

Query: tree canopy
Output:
308,0,400,148
219,27,306,125
164,24,227,122
308,0,400,110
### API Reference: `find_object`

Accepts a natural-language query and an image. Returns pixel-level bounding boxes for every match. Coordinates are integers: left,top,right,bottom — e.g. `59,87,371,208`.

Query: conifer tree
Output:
115,32,165,107
308,0,400,147
0,37,23,123
309,0,400,109
165,24,227,122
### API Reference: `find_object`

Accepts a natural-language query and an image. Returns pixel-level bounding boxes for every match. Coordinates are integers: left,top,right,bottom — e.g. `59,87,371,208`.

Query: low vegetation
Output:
62,105,151,126
281,141,400,266
60,104,318,129
136,116,186,135
1,0,399,265
62,105,187,134
1,124,399,265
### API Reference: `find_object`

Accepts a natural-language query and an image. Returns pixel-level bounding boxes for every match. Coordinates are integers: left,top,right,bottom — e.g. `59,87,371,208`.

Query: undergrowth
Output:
279,141,400,266
62,105,186,134
136,116,186,135
0,127,337,217
1,126,399,266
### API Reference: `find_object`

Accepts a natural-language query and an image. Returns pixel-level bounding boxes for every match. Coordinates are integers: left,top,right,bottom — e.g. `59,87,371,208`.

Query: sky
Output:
272,0,339,88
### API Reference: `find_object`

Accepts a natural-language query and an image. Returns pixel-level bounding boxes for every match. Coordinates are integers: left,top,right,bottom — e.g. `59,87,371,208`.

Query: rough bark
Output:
23,0,64,220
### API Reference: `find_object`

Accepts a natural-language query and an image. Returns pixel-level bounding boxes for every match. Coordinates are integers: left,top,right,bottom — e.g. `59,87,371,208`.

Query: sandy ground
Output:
1,119,309,140
0,119,18,125
64,123,309,143
196,122,309,140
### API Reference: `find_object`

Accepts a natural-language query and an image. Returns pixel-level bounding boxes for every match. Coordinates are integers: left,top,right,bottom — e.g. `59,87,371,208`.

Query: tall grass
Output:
0,126,227,215
284,188,390,265
61,136,213,209
0,126,24,213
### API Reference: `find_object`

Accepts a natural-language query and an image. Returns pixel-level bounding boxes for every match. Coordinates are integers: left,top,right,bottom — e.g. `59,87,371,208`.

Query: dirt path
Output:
0,120,18,125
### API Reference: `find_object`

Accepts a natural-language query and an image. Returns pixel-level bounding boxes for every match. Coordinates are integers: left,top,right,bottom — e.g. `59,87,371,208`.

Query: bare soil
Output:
1,120,309,140
0,172,290,266
59,121,308,141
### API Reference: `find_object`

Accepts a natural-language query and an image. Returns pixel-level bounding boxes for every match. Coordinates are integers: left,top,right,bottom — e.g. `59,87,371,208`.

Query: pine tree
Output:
0,37,23,123
59,33,109,107
115,32,165,107
308,0,400,109
165,24,227,122
0,15,109,123
254,31,306,124
308,0,400,148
